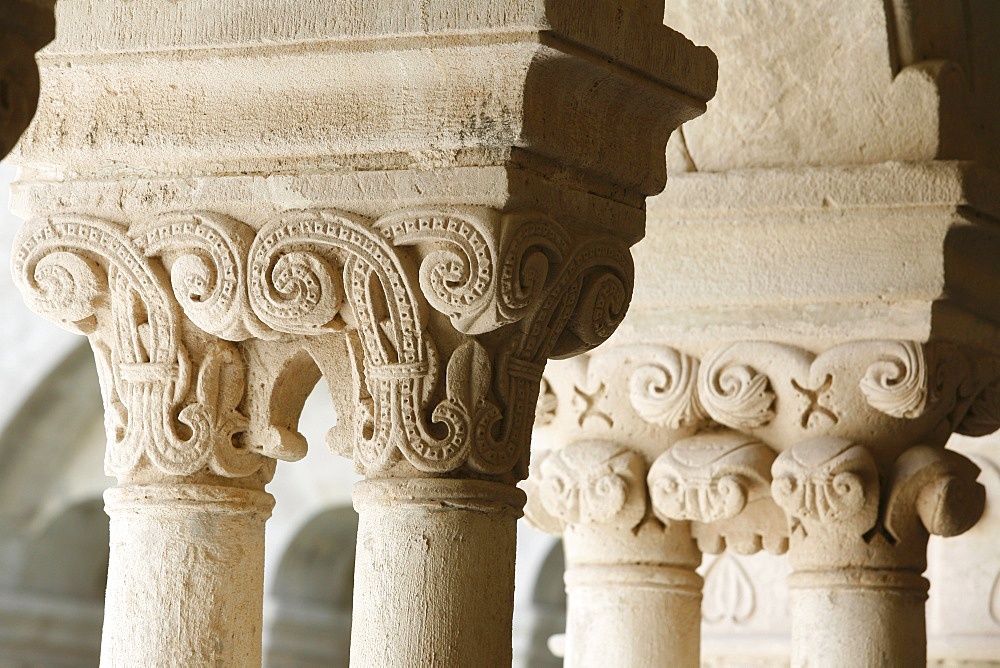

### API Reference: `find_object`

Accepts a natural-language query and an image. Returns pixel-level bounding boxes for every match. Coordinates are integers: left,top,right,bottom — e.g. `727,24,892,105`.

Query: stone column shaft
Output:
562,536,703,667
101,484,273,666
788,569,927,667
350,479,523,667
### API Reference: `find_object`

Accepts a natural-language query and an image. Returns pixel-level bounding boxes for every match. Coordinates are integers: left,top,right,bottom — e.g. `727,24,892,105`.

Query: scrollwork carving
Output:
13,214,265,480
859,340,928,419
628,347,707,429
12,204,631,481
883,445,985,544
133,212,268,341
698,348,776,430
246,207,630,477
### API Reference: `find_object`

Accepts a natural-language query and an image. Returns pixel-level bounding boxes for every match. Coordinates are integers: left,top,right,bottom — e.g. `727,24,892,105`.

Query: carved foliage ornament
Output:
14,208,632,479
697,340,983,454
535,345,708,437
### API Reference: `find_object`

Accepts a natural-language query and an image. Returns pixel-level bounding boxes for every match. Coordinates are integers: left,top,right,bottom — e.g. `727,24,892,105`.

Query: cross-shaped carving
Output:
791,375,838,429
573,382,614,428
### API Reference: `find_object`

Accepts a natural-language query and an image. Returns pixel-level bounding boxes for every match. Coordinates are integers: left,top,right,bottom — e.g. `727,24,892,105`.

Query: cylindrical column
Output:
350,477,525,668
101,483,273,667
564,561,702,667
789,569,927,667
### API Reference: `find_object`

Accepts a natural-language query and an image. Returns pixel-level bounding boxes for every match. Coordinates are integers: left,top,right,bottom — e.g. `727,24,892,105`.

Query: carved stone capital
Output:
648,431,787,555
772,437,985,572
12,213,271,484
12,206,633,483
771,437,881,558
0,0,54,158
8,0,719,493
534,345,709,462
247,207,633,480
697,339,995,466
523,439,700,569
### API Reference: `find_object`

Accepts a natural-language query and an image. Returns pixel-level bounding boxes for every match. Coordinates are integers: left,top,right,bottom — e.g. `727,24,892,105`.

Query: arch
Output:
265,505,359,667
0,497,107,666
525,540,566,668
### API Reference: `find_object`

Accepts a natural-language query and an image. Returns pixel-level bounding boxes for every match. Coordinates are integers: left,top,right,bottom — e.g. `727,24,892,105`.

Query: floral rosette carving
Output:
12,214,264,479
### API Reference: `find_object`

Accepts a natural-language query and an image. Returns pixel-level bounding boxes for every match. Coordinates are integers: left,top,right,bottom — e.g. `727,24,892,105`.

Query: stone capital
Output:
9,1,717,487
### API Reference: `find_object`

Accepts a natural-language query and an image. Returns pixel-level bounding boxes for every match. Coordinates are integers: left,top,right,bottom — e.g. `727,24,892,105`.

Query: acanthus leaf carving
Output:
698,346,776,430
859,340,928,419
957,384,1000,437
628,346,707,429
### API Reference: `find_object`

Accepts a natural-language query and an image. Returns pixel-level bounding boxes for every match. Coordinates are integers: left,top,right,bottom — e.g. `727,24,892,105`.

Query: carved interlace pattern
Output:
14,208,632,479
13,215,263,478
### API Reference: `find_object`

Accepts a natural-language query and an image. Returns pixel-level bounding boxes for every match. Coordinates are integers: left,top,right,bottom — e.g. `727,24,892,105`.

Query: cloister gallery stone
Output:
524,2,1000,667
3,1,717,666
4,1,1000,667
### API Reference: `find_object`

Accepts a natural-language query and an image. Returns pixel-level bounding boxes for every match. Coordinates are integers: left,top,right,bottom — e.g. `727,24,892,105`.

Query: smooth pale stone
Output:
101,484,273,667
564,564,702,668
789,570,928,668
350,478,524,668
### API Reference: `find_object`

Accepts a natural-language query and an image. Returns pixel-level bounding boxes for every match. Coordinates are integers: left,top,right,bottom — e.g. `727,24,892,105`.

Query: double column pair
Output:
3,1,718,665
528,341,996,667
